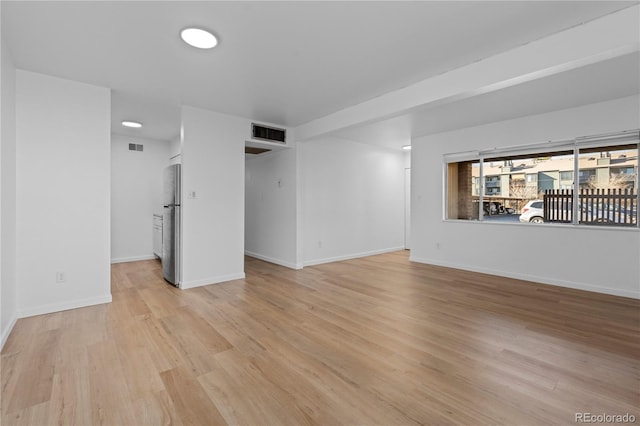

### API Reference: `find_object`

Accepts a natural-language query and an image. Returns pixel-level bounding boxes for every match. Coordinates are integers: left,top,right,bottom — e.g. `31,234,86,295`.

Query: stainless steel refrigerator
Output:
162,164,181,286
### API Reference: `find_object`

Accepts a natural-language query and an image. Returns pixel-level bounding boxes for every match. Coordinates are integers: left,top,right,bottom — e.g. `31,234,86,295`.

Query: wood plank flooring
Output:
2,251,639,425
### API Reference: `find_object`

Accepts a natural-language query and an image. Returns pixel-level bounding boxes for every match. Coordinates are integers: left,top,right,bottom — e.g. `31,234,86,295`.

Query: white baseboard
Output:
180,272,246,290
245,251,302,270
410,256,640,300
17,294,113,318
1,315,18,351
111,254,157,264
304,246,405,267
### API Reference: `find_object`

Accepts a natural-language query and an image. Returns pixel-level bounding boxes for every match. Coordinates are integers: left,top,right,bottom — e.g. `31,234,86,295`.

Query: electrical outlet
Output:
56,272,65,283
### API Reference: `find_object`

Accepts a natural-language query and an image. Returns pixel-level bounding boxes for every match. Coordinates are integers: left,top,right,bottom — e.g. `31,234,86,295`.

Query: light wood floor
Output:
2,251,639,425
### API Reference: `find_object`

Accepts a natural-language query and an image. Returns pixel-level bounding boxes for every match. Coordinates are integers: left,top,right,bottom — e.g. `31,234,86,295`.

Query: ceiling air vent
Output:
252,123,286,144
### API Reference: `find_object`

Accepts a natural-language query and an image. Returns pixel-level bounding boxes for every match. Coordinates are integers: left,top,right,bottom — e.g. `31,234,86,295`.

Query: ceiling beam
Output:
295,5,640,142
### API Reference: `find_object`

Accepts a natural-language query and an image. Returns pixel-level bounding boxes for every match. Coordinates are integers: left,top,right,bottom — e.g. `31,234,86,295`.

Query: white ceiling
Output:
2,1,638,143
332,52,640,149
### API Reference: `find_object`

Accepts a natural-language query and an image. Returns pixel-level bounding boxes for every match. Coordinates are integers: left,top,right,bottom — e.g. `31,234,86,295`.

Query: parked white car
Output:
519,200,544,223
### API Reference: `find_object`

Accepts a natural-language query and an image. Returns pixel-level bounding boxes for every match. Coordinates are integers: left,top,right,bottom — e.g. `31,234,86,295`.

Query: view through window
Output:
445,132,639,228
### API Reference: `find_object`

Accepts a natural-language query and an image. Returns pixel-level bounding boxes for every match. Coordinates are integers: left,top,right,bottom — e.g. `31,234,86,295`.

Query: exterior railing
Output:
543,188,638,226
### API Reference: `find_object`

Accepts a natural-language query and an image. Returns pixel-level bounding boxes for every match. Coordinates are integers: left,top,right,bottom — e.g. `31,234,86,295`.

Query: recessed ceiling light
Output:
122,121,142,128
180,27,218,49
402,145,412,150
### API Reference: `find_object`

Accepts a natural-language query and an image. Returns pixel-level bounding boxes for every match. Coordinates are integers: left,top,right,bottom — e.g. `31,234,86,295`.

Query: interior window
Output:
444,131,639,228
576,144,638,226
481,150,573,222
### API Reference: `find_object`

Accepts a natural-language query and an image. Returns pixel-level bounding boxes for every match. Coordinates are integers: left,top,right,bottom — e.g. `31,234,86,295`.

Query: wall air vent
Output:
251,123,286,144
128,143,143,152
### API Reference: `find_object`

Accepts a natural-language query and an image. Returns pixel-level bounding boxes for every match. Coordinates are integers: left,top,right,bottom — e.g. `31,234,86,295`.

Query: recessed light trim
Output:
402,145,412,151
180,27,218,49
122,121,142,128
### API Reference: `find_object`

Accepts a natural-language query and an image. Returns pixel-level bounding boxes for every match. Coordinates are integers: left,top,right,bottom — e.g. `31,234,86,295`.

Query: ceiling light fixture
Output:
402,145,412,150
180,27,218,49
122,121,143,128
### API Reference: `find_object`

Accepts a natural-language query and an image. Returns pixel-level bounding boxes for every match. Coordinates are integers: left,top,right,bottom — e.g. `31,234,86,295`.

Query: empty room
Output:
1,1,639,425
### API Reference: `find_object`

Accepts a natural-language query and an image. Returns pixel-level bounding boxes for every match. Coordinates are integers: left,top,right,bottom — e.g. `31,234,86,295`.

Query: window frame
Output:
443,129,640,228
560,171,574,181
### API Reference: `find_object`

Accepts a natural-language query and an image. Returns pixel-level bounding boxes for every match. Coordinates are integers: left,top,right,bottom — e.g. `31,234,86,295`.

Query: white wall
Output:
16,71,111,316
1,36,18,348
299,137,405,266
411,95,640,298
180,106,245,288
111,134,169,263
245,147,299,269
169,135,181,165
